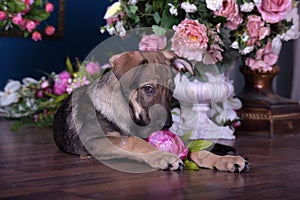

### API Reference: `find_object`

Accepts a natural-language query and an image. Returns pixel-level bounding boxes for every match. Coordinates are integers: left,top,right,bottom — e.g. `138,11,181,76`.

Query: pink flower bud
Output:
86,61,101,75
45,3,54,13
147,130,188,160
45,25,55,35
26,20,37,32
0,11,6,21
31,31,42,42
12,15,22,25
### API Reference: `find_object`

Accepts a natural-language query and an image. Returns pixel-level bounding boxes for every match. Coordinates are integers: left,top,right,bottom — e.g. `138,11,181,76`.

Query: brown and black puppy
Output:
53,50,250,172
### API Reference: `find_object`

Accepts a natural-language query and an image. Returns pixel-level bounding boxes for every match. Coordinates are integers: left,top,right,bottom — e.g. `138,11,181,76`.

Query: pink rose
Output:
86,61,101,75
247,15,265,38
26,20,37,32
53,71,71,95
45,25,55,35
214,0,242,30
245,40,278,71
147,130,188,160
139,34,167,51
0,11,6,21
12,15,22,25
31,31,42,42
45,3,54,13
171,19,209,61
256,0,292,23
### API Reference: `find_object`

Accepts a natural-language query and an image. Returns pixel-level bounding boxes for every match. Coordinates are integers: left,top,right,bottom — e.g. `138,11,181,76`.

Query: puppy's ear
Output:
161,50,194,76
109,51,148,79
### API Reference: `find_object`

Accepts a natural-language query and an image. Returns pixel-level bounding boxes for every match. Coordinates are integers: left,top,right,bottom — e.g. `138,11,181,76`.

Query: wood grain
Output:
1,120,300,199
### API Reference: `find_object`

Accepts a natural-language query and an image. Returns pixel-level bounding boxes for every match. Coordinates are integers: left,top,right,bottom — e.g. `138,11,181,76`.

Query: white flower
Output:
280,8,300,41
104,1,122,19
115,21,126,37
240,46,254,55
0,80,21,107
168,3,178,16
129,0,137,5
230,41,239,49
240,2,255,12
206,0,223,11
106,25,115,35
272,35,283,55
212,97,242,125
22,77,38,86
181,2,197,13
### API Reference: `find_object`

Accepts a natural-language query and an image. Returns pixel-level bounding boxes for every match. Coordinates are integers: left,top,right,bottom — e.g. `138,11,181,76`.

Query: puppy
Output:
53,50,250,172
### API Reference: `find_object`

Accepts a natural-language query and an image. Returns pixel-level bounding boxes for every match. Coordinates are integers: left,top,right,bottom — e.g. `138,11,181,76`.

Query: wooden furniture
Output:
236,66,300,137
1,120,300,199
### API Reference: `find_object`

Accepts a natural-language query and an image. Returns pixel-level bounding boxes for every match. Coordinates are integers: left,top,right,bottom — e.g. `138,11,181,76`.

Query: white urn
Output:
170,72,240,140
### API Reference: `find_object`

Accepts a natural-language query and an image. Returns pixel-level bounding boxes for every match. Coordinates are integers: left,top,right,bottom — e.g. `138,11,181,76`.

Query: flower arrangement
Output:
101,0,299,72
0,0,56,41
0,58,111,130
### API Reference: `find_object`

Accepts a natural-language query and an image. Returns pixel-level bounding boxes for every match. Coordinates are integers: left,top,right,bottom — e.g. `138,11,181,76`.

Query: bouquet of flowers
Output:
0,0,56,41
0,58,111,130
101,0,299,72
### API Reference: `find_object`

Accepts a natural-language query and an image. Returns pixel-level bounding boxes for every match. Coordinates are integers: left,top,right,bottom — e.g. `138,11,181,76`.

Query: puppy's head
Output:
109,51,192,133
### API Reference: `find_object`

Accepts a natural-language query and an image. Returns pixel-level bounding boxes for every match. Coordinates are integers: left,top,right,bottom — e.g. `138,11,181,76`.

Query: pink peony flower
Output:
171,19,209,62
26,20,37,32
45,2,54,13
0,11,6,21
31,31,42,42
45,25,55,36
139,34,167,51
53,71,71,95
86,61,101,75
146,130,188,160
256,0,292,24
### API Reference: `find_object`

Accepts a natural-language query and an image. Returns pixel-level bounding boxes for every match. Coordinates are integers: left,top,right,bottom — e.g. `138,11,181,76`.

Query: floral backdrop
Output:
101,0,299,72
0,0,56,41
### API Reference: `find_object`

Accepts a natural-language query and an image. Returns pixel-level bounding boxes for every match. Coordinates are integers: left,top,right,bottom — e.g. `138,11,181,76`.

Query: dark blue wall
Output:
0,0,112,88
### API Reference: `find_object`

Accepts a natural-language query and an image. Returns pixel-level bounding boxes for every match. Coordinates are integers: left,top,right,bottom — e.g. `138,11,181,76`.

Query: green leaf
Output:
188,140,214,152
161,6,182,29
184,159,200,170
66,57,74,74
13,0,27,12
10,117,36,132
28,9,50,21
153,12,161,24
130,5,138,14
34,0,43,7
152,25,166,36
180,132,192,146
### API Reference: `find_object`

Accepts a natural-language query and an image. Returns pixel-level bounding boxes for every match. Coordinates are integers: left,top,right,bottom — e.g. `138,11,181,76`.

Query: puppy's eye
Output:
143,85,155,95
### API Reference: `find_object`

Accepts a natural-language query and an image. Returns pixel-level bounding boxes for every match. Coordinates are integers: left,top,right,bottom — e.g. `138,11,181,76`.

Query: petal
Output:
22,77,38,86
5,80,21,92
0,93,19,107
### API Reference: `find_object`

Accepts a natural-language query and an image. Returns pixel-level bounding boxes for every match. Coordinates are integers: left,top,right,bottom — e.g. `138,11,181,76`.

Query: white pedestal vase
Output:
170,73,238,140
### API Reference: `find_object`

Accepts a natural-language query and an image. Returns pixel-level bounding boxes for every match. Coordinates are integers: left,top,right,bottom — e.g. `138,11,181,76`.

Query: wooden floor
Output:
1,120,300,200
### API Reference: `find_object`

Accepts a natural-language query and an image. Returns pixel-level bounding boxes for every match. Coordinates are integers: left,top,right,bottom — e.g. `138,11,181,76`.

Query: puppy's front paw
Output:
216,155,250,173
143,150,184,171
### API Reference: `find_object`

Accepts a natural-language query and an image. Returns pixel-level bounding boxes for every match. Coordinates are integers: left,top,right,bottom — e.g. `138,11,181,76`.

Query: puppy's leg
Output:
189,150,250,173
84,135,184,171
